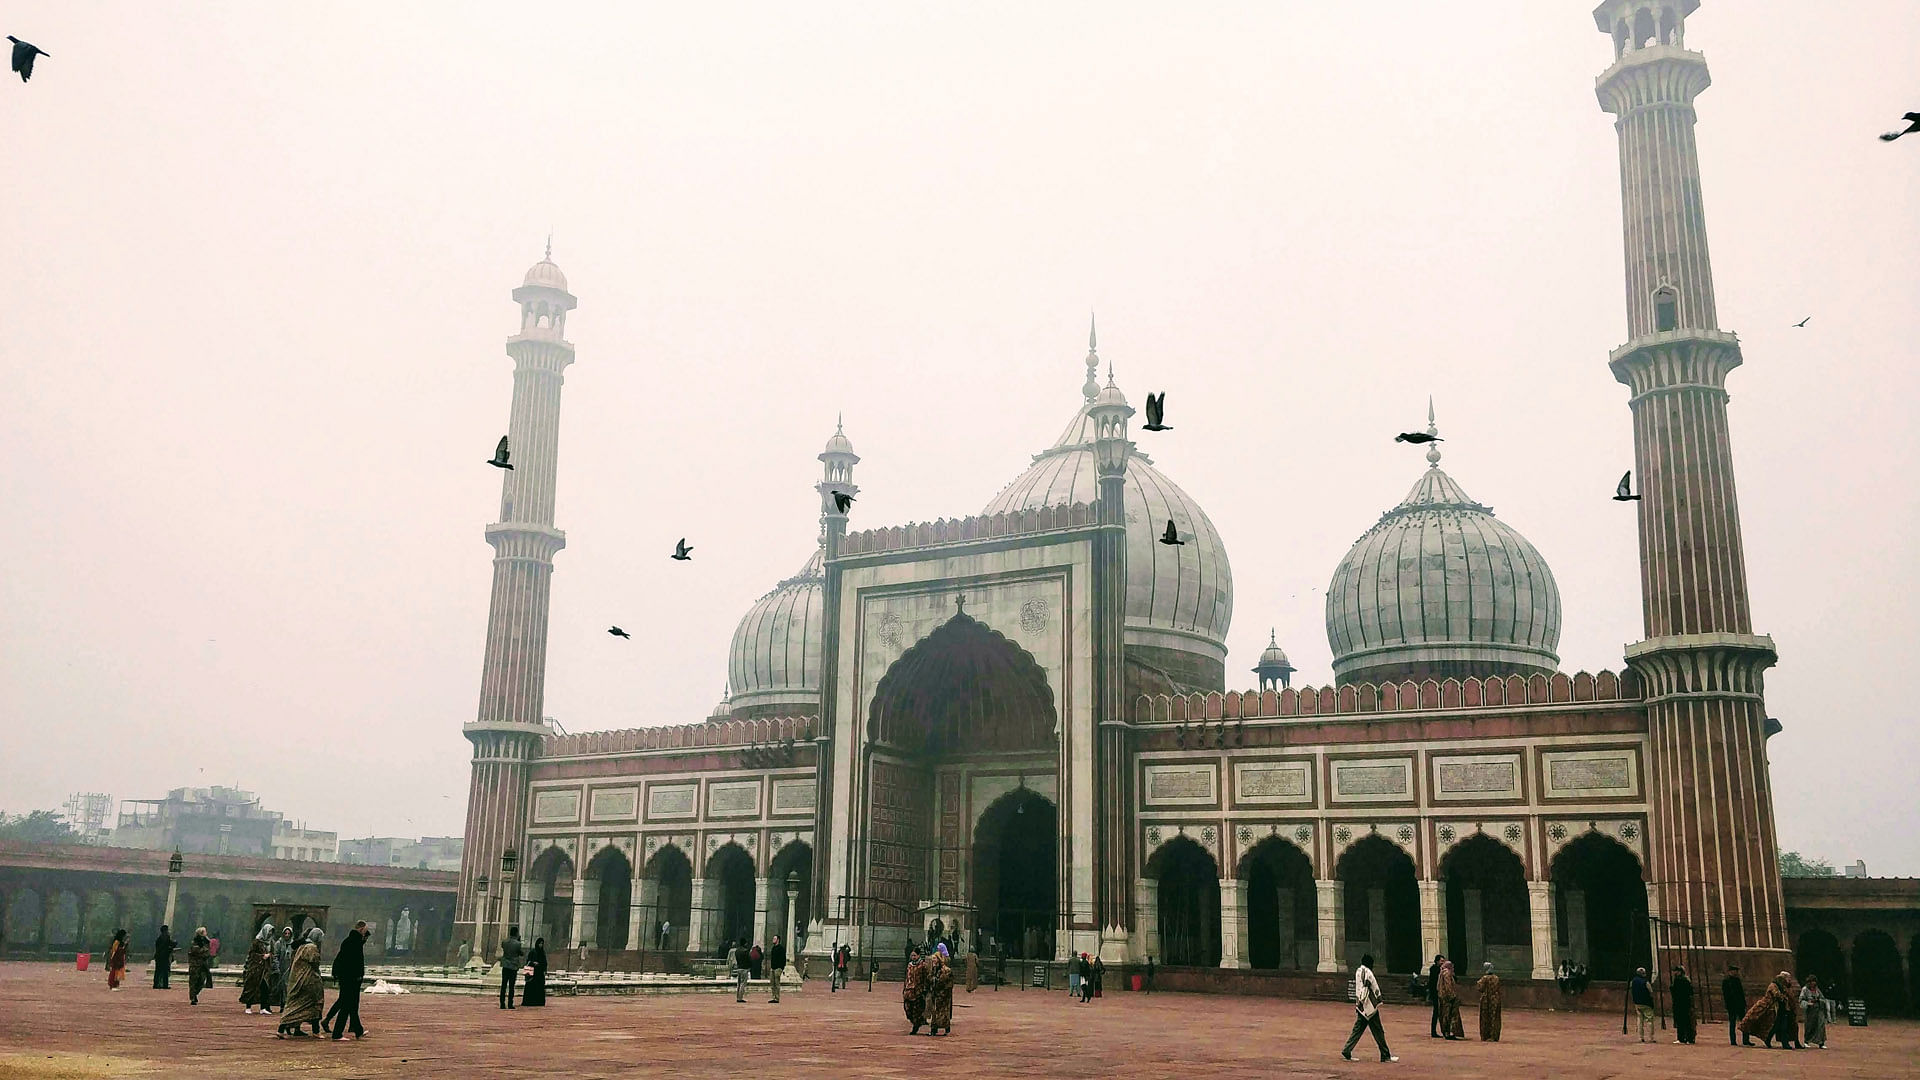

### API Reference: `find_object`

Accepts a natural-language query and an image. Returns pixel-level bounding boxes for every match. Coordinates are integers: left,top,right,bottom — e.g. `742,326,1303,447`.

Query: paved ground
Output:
0,962,1913,1079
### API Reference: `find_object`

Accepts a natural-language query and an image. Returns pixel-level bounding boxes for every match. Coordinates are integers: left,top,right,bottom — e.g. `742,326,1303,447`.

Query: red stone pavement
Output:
0,962,1913,1079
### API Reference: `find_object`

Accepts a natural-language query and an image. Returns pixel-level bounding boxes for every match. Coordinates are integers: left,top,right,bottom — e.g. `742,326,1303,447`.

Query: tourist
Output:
658,920,670,952
1670,964,1696,1044
152,925,176,990
1799,975,1827,1049
271,925,294,1010
1739,972,1788,1048
831,943,849,991
1427,954,1445,1037
522,937,548,1007
1476,961,1502,1041
324,921,368,1040
276,928,326,1038
903,948,928,1034
105,929,129,991
965,947,979,993
926,945,955,1035
241,924,275,1014
1092,955,1105,999
767,935,786,1004
1722,964,1752,1046
1556,959,1570,994
1077,953,1093,1003
1340,952,1397,1062
499,927,526,1010
749,940,764,980
731,938,749,1002
1437,957,1464,1039
1771,972,1803,1049
1144,954,1155,993
187,928,213,1005
1629,967,1655,1042
1067,951,1081,1000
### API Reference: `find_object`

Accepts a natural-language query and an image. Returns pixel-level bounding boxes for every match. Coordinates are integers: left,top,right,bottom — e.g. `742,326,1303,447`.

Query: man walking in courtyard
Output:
1722,965,1751,1046
151,925,175,990
1341,953,1397,1062
767,935,785,1003
499,927,525,1010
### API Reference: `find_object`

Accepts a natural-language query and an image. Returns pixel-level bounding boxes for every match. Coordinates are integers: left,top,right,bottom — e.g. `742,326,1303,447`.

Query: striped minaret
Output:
1594,2,1789,971
455,246,576,960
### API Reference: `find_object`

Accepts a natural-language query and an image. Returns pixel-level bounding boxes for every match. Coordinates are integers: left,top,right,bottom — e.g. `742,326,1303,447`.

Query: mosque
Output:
452,0,1807,991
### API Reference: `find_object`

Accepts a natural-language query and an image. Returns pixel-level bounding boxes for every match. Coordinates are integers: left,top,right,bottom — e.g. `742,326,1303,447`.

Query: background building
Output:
113,786,337,862
272,820,340,862
341,836,464,872
58,793,115,844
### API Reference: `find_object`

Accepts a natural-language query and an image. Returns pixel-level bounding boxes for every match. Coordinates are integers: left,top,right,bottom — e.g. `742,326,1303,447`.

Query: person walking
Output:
1630,967,1656,1042
1741,972,1792,1048
152,925,176,990
1077,953,1093,1003
270,925,294,1010
926,945,955,1035
240,924,274,1014
1437,958,1464,1039
903,948,928,1035
105,929,129,991
323,921,367,1040
1671,965,1697,1044
276,928,326,1038
1475,962,1502,1041
1771,972,1803,1049
498,928,526,1010
187,928,213,1005
1722,965,1752,1046
1426,954,1445,1037
767,935,786,1004
1799,975,1828,1049
1340,953,1398,1063
522,938,548,1007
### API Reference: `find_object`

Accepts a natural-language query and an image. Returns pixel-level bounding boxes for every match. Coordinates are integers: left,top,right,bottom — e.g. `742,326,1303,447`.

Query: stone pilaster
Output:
1528,880,1557,980
1218,879,1249,969
687,878,709,954
1315,879,1345,973
1418,879,1447,970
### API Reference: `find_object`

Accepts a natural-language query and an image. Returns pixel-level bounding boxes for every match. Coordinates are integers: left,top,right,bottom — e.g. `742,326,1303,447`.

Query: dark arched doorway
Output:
766,841,813,955
1440,836,1531,975
1240,837,1316,971
973,788,1056,959
1852,930,1906,1015
1150,837,1221,967
1338,836,1420,974
646,845,693,952
527,847,576,950
1795,929,1846,990
707,844,757,952
587,847,632,953
1550,833,1648,980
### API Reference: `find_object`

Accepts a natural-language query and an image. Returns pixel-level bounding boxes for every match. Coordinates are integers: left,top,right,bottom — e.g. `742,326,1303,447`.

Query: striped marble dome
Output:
981,396,1233,674
1325,462,1560,686
725,547,824,717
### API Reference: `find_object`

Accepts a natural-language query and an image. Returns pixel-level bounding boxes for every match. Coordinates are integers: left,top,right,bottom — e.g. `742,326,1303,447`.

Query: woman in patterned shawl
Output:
1437,958,1465,1039
926,945,956,1035
1475,962,1503,1042
902,949,928,1034
187,928,213,1005
276,928,326,1038
240,923,275,1014
105,929,129,990
1739,973,1789,1045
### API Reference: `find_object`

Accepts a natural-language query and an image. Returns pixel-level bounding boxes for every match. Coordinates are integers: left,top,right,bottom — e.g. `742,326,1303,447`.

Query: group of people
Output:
1555,960,1592,995
1413,954,1502,1042
726,934,788,1003
121,919,380,1040
901,943,956,1035
1069,952,1105,1002
1732,967,1831,1050
495,927,550,1008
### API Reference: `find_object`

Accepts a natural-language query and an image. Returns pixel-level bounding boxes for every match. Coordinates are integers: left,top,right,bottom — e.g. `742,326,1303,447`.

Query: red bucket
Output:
75,953,90,971
1130,974,1142,992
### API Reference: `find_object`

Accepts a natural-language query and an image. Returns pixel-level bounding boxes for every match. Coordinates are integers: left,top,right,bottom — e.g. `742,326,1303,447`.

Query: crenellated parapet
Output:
839,501,1098,556
1133,669,1640,724
542,715,817,758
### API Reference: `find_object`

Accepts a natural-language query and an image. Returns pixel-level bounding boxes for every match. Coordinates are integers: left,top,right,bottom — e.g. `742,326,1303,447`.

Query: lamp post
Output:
500,849,519,950
163,850,183,929
785,869,801,979
476,874,491,960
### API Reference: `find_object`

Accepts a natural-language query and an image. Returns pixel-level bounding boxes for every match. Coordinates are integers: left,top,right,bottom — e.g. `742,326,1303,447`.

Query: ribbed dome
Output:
1256,630,1292,671
982,397,1232,675
822,425,856,457
522,258,568,291
1326,463,1560,685
725,547,825,716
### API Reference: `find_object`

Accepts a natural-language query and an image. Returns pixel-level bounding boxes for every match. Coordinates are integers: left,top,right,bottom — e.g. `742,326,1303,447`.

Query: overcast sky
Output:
2,3,1914,872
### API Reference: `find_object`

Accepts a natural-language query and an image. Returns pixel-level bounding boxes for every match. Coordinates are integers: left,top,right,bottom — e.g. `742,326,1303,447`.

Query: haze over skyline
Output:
2,3,1915,872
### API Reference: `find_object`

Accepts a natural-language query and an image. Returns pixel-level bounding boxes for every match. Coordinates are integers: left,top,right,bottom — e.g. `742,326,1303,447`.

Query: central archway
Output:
1240,837,1317,971
1439,836,1531,975
1149,836,1221,967
869,612,1058,756
1337,836,1420,974
1549,833,1648,980
973,788,1057,959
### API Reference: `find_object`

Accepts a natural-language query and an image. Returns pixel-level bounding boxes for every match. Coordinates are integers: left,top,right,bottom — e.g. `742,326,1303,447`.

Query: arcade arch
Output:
973,788,1057,960
1239,836,1316,971
1148,836,1220,968
1438,835,1531,975
645,845,693,952
766,841,813,953
585,846,632,952
526,847,576,950
705,844,757,952
1549,833,1649,980
1336,835,1420,974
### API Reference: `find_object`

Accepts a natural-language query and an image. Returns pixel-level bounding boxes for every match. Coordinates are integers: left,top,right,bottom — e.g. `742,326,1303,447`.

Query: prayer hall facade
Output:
452,1,1821,992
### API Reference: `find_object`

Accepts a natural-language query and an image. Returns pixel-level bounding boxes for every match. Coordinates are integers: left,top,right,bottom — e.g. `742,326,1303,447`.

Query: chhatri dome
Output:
981,320,1233,689
522,238,568,291
1324,404,1560,686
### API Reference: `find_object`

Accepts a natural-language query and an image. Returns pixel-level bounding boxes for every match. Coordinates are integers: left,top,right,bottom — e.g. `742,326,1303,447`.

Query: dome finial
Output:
1425,396,1442,467
544,232,552,262
1083,312,1101,402
1269,627,1278,647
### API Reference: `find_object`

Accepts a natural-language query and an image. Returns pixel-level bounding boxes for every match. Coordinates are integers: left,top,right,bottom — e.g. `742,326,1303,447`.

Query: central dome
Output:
981,382,1232,688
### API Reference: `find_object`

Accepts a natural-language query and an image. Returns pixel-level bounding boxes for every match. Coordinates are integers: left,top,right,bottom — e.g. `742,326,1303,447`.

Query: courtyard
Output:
0,963,1914,1079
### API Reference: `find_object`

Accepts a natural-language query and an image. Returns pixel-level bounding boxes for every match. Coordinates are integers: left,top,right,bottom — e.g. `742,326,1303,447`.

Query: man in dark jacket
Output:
325,921,369,1039
152,926,176,990
1722,965,1752,1046
499,927,526,1009
767,936,787,1003
1427,954,1445,1037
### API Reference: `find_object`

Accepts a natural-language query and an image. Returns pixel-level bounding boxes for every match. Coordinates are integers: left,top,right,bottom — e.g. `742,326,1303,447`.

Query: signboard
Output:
1032,964,1048,988
1846,998,1868,1027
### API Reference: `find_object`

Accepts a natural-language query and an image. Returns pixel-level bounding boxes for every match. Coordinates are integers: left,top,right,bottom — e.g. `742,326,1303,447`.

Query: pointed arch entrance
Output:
706,844,756,951
1148,836,1220,967
644,845,693,952
973,788,1057,959
1240,837,1317,971
1550,833,1648,980
527,847,576,950
1337,836,1420,974
1439,836,1531,975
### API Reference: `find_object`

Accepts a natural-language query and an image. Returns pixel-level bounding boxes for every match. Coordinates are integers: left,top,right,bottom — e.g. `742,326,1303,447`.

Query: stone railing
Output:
542,715,816,757
840,501,1097,556
1134,669,1640,724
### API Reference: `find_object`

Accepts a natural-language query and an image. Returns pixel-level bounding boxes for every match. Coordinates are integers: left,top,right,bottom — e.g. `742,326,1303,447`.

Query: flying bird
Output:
9,37,47,82
608,626,631,639
486,435,513,470
1614,470,1641,502
1142,393,1171,432
1158,519,1184,546
671,538,693,561
1879,112,1920,141
832,490,854,513
1792,316,1811,328
1394,431,1442,445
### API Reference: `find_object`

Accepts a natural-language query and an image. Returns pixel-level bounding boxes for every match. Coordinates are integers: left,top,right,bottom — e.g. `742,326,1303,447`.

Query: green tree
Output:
0,810,75,843
1779,850,1835,878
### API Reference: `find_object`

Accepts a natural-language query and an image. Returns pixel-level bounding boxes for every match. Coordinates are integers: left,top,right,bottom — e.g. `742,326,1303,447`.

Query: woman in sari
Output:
105,929,129,990
1799,975,1828,1049
902,949,928,1034
241,923,275,1013
926,945,955,1035
1437,958,1465,1039
522,937,548,1007
1740,973,1789,1046
276,928,326,1038
187,928,213,1005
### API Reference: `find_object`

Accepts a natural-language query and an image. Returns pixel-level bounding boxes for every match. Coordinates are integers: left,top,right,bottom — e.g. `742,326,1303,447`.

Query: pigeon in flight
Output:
487,435,513,470
671,538,693,561
9,37,47,82
1879,112,1920,141
1394,431,1442,445
608,626,631,639
832,490,854,513
1158,519,1185,546
1142,393,1171,432
1614,470,1641,502
1792,316,1810,328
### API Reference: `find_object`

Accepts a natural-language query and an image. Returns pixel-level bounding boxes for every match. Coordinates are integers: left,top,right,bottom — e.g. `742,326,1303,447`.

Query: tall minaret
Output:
1593,2,1788,971
1085,325,1135,962
455,246,576,960
806,417,859,949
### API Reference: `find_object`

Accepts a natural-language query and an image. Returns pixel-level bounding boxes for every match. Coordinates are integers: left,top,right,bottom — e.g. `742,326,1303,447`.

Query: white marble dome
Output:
725,548,824,717
522,257,568,292
1325,462,1560,685
981,394,1233,676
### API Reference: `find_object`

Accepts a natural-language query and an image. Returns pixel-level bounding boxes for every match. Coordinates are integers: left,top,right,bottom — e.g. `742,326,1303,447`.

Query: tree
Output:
1779,850,1835,878
0,810,76,844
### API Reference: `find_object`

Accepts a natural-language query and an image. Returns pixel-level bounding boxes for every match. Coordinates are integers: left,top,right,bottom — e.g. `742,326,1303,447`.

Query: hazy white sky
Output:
2,3,1915,871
